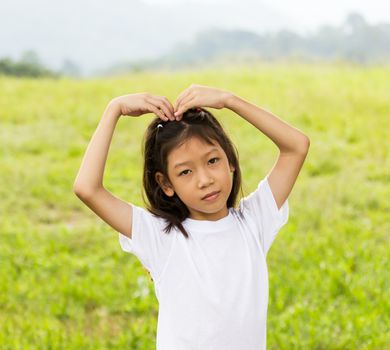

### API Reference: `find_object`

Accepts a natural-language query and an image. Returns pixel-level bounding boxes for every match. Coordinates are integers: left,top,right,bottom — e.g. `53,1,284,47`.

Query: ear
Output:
229,164,235,172
155,172,175,197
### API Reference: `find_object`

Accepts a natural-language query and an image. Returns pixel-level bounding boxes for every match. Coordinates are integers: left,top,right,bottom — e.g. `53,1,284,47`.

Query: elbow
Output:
73,186,86,199
73,183,102,200
73,181,82,195
283,136,310,155
296,136,310,155
73,184,92,200
302,136,310,152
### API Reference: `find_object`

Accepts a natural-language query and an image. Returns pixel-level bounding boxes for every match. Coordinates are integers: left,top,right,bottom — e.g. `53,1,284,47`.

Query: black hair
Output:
142,107,242,238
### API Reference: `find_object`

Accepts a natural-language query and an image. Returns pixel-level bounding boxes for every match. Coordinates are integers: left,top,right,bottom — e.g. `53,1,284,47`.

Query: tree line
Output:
120,12,390,73
2,12,389,78
0,50,59,78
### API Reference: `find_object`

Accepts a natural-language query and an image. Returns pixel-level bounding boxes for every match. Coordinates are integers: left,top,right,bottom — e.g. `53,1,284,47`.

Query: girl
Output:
73,84,310,349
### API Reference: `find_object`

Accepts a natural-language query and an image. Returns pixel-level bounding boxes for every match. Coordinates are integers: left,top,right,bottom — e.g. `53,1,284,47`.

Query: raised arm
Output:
73,103,120,195
73,102,136,238
73,94,175,238
173,84,310,210
224,93,310,209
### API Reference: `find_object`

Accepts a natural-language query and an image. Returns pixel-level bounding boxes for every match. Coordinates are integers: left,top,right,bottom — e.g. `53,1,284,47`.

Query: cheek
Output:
171,179,191,196
226,167,235,185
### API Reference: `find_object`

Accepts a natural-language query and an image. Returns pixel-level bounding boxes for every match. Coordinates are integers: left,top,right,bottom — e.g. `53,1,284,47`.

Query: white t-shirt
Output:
118,175,289,350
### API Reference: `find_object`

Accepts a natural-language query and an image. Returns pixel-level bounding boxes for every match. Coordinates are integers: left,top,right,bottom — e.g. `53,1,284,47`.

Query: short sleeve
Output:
239,174,289,256
118,204,174,283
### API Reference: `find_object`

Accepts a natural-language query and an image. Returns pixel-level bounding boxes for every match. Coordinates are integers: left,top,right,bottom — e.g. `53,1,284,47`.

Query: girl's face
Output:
155,136,235,221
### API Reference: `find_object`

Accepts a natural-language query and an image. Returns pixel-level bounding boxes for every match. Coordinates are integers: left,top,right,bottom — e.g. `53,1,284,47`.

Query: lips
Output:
202,191,220,200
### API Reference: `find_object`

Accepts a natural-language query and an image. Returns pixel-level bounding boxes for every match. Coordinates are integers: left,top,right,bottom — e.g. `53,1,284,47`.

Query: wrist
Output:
223,92,238,110
105,101,121,120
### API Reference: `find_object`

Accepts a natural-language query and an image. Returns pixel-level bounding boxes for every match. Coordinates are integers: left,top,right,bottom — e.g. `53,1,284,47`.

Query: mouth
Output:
202,191,220,201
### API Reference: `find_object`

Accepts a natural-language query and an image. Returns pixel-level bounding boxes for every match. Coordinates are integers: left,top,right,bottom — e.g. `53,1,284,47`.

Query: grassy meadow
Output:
0,62,389,349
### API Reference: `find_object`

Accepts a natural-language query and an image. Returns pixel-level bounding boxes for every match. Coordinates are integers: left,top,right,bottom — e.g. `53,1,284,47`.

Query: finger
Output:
148,97,173,121
163,96,175,114
174,88,192,111
146,97,171,121
174,90,194,113
147,103,169,121
156,96,175,120
174,96,196,119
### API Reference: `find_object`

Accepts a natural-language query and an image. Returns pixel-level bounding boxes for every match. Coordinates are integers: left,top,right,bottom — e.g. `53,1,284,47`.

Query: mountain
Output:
99,13,390,76
0,0,292,76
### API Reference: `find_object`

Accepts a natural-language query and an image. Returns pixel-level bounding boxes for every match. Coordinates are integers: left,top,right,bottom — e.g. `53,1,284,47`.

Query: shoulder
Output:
237,177,269,212
131,203,169,231
235,175,289,227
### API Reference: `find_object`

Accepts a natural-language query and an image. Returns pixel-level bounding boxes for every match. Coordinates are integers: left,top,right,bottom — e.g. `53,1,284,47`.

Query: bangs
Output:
174,123,224,151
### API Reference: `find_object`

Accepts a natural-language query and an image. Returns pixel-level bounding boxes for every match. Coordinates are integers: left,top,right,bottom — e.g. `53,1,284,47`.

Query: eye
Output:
179,169,191,176
208,157,219,165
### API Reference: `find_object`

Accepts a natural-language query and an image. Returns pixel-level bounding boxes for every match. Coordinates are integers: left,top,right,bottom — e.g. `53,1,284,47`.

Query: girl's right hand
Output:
108,93,176,121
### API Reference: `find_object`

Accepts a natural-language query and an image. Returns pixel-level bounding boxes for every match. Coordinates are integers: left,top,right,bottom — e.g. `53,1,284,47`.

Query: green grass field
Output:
1,62,389,349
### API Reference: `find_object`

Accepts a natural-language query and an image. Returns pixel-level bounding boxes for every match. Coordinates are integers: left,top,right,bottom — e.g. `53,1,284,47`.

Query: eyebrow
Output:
173,148,219,169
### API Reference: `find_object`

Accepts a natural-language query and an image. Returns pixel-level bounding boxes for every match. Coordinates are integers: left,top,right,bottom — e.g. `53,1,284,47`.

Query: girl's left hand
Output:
174,84,232,120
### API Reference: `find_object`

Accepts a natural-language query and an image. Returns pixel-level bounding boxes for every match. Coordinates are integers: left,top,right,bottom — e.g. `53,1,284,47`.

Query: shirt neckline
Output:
182,208,236,232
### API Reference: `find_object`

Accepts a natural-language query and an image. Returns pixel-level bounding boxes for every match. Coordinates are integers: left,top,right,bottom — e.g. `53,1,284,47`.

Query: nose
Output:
197,168,214,188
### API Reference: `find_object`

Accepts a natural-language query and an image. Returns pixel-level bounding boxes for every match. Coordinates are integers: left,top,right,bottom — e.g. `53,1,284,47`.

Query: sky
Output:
143,0,390,30
1,0,389,75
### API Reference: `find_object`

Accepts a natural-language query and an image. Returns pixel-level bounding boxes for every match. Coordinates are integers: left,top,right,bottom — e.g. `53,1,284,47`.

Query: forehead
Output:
167,136,224,166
